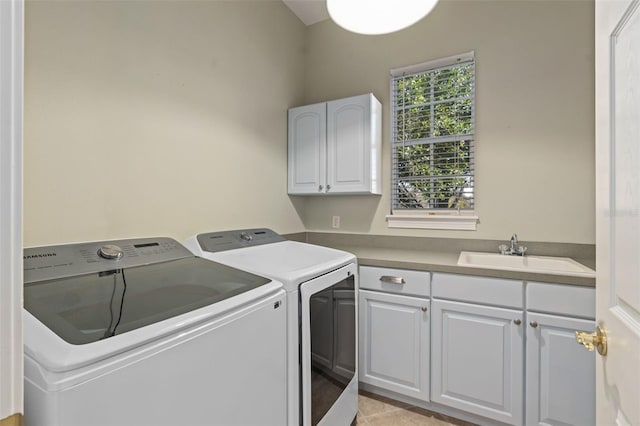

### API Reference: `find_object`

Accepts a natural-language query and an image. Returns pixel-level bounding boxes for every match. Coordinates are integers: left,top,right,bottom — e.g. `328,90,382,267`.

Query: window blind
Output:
391,52,475,212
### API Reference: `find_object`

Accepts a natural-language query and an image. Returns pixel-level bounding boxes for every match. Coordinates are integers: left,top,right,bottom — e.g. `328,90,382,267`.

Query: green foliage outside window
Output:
392,61,475,211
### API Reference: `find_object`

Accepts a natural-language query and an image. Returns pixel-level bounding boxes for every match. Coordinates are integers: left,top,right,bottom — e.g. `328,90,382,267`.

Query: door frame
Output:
0,0,23,422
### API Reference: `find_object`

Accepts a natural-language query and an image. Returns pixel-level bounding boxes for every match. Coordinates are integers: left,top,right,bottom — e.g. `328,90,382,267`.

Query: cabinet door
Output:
431,299,524,425
326,94,381,194
526,313,595,426
359,289,430,401
288,103,326,194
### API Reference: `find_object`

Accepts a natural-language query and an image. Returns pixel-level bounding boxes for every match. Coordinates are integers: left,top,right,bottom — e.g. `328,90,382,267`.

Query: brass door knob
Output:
576,326,607,356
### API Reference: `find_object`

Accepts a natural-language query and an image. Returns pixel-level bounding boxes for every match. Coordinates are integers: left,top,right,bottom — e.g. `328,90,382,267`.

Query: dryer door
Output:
299,263,358,426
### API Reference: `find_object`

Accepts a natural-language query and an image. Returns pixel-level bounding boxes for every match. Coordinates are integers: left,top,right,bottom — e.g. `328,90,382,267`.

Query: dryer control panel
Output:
24,237,191,283
197,228,286,253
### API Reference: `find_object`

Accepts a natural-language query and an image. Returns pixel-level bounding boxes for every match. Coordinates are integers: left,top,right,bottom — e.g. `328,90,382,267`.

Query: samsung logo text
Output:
24,253,57,260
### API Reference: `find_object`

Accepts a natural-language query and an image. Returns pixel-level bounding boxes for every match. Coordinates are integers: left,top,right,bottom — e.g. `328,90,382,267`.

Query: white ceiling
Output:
281,0,330,26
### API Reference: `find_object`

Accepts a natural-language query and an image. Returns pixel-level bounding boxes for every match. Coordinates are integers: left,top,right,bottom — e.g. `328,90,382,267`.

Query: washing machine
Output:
23,237,287,426
184,229,358,426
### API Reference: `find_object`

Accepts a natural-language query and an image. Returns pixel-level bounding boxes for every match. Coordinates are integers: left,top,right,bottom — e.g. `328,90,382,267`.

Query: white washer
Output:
184,229,358,426
23,237,287,426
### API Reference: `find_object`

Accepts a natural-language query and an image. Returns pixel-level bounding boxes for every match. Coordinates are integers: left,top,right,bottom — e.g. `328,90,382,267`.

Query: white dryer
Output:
184,229,358,426
23,237,287,426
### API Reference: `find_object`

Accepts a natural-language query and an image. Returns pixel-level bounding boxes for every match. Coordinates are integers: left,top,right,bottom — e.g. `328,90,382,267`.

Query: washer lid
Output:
24,256,271,345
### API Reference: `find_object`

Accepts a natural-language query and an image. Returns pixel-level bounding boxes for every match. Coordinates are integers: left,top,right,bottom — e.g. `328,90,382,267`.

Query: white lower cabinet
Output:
431,299,525,425
359,289,430,401
525,313,595,426
358,268,595,426
525,281,596,426
358,266,431,401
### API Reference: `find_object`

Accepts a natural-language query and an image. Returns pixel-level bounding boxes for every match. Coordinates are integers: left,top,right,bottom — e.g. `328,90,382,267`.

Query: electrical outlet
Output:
332,216,340,228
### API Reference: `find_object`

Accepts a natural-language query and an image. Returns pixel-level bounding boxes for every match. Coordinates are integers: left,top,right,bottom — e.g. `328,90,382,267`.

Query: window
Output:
388,51,477,230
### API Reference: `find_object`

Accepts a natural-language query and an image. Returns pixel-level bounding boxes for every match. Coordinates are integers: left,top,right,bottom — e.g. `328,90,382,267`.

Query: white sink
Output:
457,251,595,278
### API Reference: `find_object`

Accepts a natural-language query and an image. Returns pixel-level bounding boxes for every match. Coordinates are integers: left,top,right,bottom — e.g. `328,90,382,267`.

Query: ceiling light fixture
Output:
326,0,440,35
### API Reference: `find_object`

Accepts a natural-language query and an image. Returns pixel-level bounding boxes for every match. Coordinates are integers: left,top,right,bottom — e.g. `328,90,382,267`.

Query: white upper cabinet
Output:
287,103,326,195
288,93,382,195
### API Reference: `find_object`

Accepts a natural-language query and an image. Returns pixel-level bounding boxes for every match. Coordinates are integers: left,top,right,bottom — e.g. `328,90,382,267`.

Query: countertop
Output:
288,232,596,287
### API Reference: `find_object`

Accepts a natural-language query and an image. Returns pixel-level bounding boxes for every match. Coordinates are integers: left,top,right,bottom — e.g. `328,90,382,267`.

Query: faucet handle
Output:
519,246,528,254
498,244,508,255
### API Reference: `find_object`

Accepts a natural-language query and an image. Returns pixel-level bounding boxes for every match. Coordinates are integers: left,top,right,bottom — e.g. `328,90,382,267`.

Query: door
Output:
300,264,358,426
431,299,524,425
288,102,326,194
0,0,23,423
326,94,370,194
359,289,430,402
595,1,640,425
525,313,595,426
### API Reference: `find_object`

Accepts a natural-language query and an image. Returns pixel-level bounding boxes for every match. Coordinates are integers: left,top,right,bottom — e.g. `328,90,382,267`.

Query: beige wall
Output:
301,0,595,244
24,0,595,247
24,0,307,246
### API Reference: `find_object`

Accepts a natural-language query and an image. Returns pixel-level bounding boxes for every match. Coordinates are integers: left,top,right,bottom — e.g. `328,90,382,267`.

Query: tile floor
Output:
356,391,478,426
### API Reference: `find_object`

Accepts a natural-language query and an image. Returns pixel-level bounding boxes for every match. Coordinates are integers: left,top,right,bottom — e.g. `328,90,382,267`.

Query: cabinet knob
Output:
421,306,428,312
318,185,323,191
326,184,331,191
513,319,521,325
530,321,538,328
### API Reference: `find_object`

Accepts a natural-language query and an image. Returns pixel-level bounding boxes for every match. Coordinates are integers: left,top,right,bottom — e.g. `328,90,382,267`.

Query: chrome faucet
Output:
499,233,527,256
510,233,518,252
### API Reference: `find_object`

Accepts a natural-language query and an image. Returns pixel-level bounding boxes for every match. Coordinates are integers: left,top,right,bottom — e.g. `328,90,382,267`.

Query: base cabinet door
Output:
431,299,524,425
526,313,595,426
359,289,430,401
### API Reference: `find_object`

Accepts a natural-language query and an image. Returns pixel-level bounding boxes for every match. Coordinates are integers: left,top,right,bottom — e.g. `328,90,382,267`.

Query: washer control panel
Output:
24,237,191,283
98,244,124,260
197,228,286,253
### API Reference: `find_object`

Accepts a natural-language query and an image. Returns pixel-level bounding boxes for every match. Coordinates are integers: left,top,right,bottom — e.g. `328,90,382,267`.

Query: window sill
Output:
386,213,479,231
